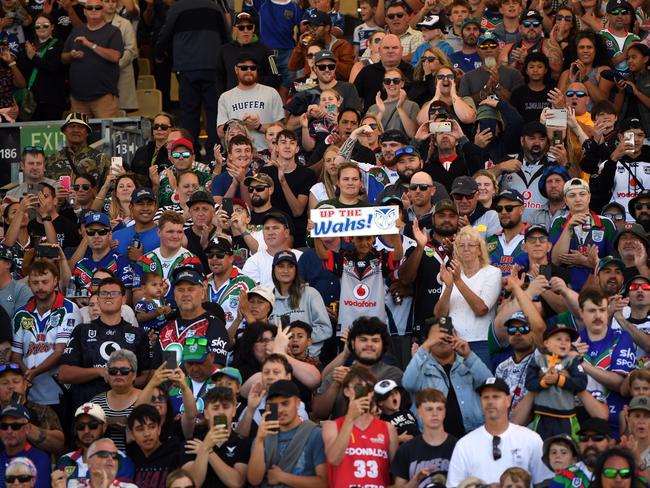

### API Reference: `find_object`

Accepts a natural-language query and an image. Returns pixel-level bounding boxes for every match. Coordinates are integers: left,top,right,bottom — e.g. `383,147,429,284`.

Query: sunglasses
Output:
579,434,607,442
422,56,439,63
496,204,522,213
493,436,502,461
316,64,336,71
171,151,192,158
248,186,268,193
76,420,101,431
23,145,45,154
99,290,121,298
635,202,650,210
365,123,378,130
91,450,120,460
0,423,26,431
437,73,455,80
206,251,227,259
386,12,405,19
237,65,257,71
153,123,170,130
452,193,476,201
629,283,650,291
186,337,208,347
526,235,548,243
566,90,587,98
603,468,632,479
236,24,254,31
409,183,432,191
395,146,417,157
6,476,34,483
507,324,531,335
383,77,402,85
73,184,91,191
522,20,542,27
0,363,21,373
86,228,110,236
84,5,103,10
372,36,384,43
610,8,630,15
479,43,498,50
555,14,573,21
603,212,624,221
108,367,133,376
150,394,166,403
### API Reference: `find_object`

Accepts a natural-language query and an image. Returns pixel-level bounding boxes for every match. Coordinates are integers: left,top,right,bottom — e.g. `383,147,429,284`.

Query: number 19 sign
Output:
310,206,400,238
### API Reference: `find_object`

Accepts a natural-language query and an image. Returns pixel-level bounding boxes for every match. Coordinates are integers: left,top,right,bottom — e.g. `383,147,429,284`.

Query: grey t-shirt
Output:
63,22,124,100
458,66,524,98
367,99,420,134
0,279,33,318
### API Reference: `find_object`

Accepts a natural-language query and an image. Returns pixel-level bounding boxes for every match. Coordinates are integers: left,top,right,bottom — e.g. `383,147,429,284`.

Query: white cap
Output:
74,402,106,423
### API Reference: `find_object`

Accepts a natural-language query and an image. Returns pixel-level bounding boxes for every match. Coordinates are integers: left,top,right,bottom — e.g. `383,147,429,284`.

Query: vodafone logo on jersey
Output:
522,190,532,201
354,284,370,300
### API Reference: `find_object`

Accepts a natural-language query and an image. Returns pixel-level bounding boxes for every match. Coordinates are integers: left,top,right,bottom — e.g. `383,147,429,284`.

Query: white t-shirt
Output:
241,248,304,288
446,423,552,487
443,265,502,342
309,182,330,204
216,83,285,151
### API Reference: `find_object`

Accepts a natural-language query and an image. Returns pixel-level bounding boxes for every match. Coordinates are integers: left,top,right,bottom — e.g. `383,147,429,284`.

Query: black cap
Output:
521,9,543,21
543,323,579,341
380,129,410,145
131,187,156,204
172,267,205,285
314,50,336,64
620,117,643,132
394,146,421,163
187,190,213,208
0,244,14,263
522,121,548,137
629,189,650,220
578,418,612,437
450,176,478,196
0,404,30,422
614,222,649,251
624,275,650,296
606,0,632,13
273,250,298,267
495,189,524,205
235,52,257,65
234,11,257,24
542,434,579,470
262,212,289,228
206,238,233,255
304,10,331,25
268,379,300,399
476,377,510,395
525,224,549,238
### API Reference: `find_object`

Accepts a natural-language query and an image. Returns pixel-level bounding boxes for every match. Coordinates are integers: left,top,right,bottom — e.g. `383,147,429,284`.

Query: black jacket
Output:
423,140,484,193
18,38,67,110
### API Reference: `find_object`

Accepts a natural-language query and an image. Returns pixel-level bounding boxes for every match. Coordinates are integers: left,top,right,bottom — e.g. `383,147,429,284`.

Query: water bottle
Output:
66,277,77,297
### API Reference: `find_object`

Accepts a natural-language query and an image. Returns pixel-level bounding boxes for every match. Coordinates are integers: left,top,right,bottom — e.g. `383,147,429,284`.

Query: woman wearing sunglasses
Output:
357,113,383,155
5,457,37,488
21,13,66,121
130,112,174,187
549,7,577,71
417,66,476,126
367,67,418,138
409,47,451,106
69,173,98,212
90,349,141,452
590,447,645,488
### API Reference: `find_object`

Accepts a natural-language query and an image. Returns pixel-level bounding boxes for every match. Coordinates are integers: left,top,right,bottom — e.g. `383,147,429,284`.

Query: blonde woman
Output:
434,225,502,365
108,173,137,230
473,169,499,210
409,47,452,105
358,113,383,154
417,66,477,125
309,145,340,210
367,67,419,137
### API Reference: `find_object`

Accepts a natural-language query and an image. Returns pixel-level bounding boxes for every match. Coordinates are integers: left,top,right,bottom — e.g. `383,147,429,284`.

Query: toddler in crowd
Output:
374,379,420,443
134,272,171,333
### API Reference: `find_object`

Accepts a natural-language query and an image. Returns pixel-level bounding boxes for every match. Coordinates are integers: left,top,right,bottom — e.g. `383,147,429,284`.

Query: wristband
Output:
91,43,97,50
8,61,16,67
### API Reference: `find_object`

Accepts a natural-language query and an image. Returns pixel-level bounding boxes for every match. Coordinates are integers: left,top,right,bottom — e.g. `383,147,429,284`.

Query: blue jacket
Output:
403,347,491,432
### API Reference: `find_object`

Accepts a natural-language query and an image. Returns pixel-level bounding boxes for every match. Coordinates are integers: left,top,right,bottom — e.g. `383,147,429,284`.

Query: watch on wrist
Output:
41,216,52,222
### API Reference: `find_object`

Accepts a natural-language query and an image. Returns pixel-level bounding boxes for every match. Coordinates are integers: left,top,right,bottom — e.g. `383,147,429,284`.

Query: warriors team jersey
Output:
487,226,528,276
134,298,167,332
328,416,391,488
498,159,549,222
206,268,256,330
606,157,650,220
325,249,395,334
132,247,195,297
73,252,134,290
12,293,81,405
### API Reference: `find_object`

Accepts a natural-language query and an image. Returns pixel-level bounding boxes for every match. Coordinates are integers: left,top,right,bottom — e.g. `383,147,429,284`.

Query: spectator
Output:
474,169,498,210
98,173,136,232
156,0,228,151
408,47,452,107
318,162,368,208
45,112,110,186
231,320,277,382
322,367,398,487
165,469,196,488
616,43,650,134
629,190,650,232
600,0,639,75
353,0,380,59
493,0,523,45
7,147,56,200
529,166,570,229
61,0,123,117
510,52,553,124
417,67,477,128
2,199,33,280
4,458,38,488
412,15,454,65
402,171,436,235
613,224,650,281
445,0,470,51
112,187,160,255
446,377,551,486
211,135,259,202
550,7,577,69
103,0,137,112
0,244,32,318
448,18,482,75
384,1,424,63
403,316,491,438
434,225,502,364
19,14,66,121
268,250,331,356
488,189,527,275
611,276,650,366
349,30,385,84
625,396,650,464
11,259,81,406
602,202,627,232
309,145,340,209
57,402,135,481
590,447,644,488
216,11,281,99
366,67,418,137
300,0,344,37
247,379,327,487
542,434,579,475
217,54,285,152
129,114,173,188
449,175,501,239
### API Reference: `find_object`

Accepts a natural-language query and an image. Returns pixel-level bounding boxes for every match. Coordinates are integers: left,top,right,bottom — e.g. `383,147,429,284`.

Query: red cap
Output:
170,138,194,152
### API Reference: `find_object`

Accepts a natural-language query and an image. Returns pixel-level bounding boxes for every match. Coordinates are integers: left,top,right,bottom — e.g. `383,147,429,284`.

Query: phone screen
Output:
222,198,233,216
163,350,177,370
540,265,552,280
267,403,279,421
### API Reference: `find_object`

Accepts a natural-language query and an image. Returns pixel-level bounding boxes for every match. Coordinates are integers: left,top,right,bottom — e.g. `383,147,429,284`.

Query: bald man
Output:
354,34,414,110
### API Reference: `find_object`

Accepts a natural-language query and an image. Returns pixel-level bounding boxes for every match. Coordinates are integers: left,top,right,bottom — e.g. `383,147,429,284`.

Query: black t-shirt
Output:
390,434,458,486
249,207,290,229
126,437,184,488
28,215,81,251
441,363,466,439
260,165,317,247
510,85,551,124
0,305,11,343
381,409,420,437
182,429,251,488
309,140,376,165
184,225,216,273
60,319,151,407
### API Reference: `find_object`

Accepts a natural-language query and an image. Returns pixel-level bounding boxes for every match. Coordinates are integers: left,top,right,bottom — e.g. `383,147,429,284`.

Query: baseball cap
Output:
417,15,445,29
380,129,410,145
614,223,649,251
172,267,205,285
206,238,233,255
262,212,289,228
74,402,106,423
0,244,15,263
0,363,22,377
243,173,274,187
620,117,643,132
84,212,111,228
183,337,210,363
268,379,300,399
522,121,548,137
543,322,579,341
495,189,524,205
628,189,650,219
450,176,478,195
61,112,91,132
525,224,549,238
478,31,500,46
596,256,625,274
578,418,612,437
606,0,632,13
248,285,275,306
374,379,399,401
476,377,510,395
629,396,650,413
394,146,420,163
304,10,331,25
170,138,194,153
476,104,504,126
187,190,213,208
314,50,336,64
563,178,590,195
212,367,243,384
504,311,529,327
273,250,298,267
538,166,570,199
434,199,458,215
233,11,257,24
521,9,543,21
460,17,481,30
542,434,579,470
0,404,30,422
235,52,257,65
131,187,157,204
